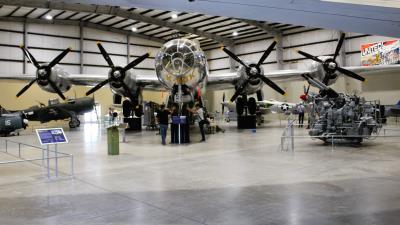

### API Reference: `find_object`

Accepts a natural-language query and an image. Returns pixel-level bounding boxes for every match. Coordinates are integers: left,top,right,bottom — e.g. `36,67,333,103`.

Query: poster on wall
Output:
361,40,399,66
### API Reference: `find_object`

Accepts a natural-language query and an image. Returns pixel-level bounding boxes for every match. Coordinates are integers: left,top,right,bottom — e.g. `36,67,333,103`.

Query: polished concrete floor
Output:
1,122,400,225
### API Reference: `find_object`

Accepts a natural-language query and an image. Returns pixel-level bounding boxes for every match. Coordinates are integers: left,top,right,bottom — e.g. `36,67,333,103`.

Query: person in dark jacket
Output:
170,105,179,144
156,104,170,145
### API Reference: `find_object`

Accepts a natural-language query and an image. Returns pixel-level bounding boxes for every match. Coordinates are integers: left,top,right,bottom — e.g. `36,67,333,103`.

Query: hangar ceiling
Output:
58,0,400,38
0,1,314,49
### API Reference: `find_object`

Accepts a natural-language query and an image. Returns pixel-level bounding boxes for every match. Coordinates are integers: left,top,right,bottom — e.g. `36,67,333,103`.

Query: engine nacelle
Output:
155,39,207,90
309,56,340,86
107,69,142,103
38,65,72,93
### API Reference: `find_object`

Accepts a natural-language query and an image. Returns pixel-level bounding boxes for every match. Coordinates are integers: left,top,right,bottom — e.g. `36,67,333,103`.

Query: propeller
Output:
18,46,71,100
300,84,311,101
221,41,286,102
297,33,365,84
301,73,339,98
85,42,149,101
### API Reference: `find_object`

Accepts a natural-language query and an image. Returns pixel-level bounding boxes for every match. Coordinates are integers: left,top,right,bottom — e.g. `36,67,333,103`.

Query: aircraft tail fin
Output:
396,100,400,106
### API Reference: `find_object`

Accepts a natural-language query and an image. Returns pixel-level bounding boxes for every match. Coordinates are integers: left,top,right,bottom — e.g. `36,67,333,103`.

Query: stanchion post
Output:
46,145,50,179
55,144,58,177
18,143,21,158
5,140,7,153
70,155,74,178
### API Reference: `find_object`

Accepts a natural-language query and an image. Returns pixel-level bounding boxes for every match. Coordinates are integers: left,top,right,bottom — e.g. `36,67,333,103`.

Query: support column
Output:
275,33,284,70
79,22,84,74
22,21,27,73
127,35,130,64
226,45,236,72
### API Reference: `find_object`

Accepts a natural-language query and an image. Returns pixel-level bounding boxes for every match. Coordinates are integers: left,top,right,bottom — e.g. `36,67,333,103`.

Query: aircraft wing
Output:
206,69,311,90
70,73,165,90
341,65,400,76
0,74,35,82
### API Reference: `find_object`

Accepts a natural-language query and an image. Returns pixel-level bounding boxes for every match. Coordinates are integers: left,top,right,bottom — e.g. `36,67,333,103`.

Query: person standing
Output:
156,104,170,145
170,105,179,144
297,103,305,128
195,103,207,142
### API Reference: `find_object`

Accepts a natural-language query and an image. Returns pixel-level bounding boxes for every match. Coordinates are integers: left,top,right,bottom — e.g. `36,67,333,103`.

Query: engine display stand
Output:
237,115,256,129
124,117,142,131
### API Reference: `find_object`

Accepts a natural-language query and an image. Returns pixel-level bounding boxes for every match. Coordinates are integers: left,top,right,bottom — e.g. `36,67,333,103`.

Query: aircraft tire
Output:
248,97,256,115
236,97,245,116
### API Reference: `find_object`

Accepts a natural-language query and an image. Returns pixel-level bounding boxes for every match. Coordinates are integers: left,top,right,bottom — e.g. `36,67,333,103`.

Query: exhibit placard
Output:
361,40,399,66
36,128,68,145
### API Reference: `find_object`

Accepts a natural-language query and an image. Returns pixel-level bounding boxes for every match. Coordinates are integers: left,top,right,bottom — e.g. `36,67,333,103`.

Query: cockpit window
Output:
160,39,197,76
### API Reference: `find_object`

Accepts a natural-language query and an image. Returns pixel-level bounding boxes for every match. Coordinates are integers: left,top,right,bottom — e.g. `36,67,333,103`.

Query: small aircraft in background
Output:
221,93,297,124
0,107,28,136
20,97,95,128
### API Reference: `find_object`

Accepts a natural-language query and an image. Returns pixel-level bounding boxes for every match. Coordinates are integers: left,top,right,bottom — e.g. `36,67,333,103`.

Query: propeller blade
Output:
333,33,345,61
20,46,40,68
337,67,366,82
122,53,149,73
16,78,37,97
48,47,71,68
306,84,310,95
230,80,249,102
86,79,110,96
257,74,286,95
297,50,323,63
222,47,248,68
97,42,115,69
48,79,66,100
257,41,277,67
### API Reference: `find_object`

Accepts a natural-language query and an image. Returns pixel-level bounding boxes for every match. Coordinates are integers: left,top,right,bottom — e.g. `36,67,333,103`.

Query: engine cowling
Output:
38,65,72,93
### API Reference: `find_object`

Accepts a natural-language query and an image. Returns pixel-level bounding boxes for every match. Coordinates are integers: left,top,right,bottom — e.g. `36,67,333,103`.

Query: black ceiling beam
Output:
211,24,250,35
53,10,66,19
84,14,101,22
95,15,116,24
119,20,140,29
23,8,37,18
77,13,92,21
6,6,20,17
108,18,129,27
162,12,187,21
36,9,51,19
203,21,243,32
181,16,219,27
64,11,80,20
220,27,259,37
192,17,232,29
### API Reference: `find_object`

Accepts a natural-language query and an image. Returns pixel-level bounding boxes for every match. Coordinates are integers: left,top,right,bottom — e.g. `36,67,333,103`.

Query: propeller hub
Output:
37,69,47,78
112,70,122,79
328,62,337,70
249,67,259,76
323,58,338,74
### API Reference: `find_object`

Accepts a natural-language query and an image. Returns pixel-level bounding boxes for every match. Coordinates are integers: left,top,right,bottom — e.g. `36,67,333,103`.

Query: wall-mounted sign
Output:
36,128,68,145
361,40,399,66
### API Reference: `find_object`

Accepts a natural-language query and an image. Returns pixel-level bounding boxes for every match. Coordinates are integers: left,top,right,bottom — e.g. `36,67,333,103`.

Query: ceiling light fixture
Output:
131,27,137,32
45,15,53,20
171,13,178,19
232,31,238,36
